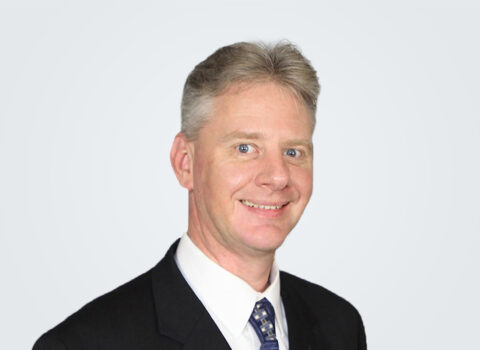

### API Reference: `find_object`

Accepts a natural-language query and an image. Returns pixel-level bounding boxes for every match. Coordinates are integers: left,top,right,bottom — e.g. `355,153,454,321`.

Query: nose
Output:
254,151,290,191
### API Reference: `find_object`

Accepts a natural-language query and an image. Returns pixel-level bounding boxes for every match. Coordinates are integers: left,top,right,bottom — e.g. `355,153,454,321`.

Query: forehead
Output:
206,81,314,137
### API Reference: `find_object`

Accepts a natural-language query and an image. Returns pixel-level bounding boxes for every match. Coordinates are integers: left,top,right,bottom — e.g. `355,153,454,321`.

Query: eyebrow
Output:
220,131,313,153
285,140,314,153
219,131,263,142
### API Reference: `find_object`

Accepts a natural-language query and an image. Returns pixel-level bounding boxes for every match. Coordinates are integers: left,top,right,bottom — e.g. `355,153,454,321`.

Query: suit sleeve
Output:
32,332,68,350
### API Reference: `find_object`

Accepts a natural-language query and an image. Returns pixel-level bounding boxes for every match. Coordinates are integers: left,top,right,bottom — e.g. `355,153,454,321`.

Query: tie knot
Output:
249,298,279,349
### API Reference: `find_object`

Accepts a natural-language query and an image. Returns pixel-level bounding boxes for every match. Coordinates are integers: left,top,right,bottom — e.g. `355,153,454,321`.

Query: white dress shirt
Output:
174,233,289,350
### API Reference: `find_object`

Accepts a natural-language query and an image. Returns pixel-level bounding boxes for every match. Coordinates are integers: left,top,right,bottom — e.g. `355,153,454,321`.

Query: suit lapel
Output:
151,241,333,350
151,240,230,349
281,272,331,350
181,310,231,350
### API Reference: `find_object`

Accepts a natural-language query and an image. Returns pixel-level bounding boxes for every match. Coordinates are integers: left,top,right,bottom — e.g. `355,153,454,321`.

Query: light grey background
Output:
1,1,479,349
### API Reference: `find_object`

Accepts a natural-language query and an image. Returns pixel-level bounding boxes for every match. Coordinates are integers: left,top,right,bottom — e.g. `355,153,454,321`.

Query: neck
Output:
187,229,275,292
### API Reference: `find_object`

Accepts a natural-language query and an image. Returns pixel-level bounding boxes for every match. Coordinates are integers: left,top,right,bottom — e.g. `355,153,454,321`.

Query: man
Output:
34,41,367,350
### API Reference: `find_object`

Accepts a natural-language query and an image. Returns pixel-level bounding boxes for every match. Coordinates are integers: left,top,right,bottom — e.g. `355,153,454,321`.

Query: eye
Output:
285,148,300,158
237,144,254,154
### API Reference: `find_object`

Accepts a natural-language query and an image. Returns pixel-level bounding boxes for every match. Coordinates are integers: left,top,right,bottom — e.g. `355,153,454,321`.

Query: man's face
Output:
188,81,314,257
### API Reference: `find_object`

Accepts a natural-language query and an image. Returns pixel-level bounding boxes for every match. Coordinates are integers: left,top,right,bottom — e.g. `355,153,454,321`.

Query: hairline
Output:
183,78,316,141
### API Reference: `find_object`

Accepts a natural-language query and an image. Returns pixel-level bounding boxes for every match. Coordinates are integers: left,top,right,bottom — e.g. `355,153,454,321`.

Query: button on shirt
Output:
174,233,289,350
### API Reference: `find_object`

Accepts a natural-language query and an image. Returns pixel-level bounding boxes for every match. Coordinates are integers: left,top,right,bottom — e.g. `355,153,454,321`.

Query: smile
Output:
240,200,287,210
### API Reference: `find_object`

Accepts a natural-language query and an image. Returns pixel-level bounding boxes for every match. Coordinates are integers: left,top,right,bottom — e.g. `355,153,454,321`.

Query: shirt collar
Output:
174,233,284,338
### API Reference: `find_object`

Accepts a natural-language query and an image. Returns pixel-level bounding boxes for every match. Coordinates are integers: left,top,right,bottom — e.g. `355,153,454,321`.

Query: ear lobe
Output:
170,132,194,190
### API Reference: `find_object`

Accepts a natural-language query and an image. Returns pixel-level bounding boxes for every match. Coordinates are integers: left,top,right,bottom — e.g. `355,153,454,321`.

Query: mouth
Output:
240,199,289,210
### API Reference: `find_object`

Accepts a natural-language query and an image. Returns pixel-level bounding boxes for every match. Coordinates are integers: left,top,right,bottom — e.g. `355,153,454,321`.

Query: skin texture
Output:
170,81,314,292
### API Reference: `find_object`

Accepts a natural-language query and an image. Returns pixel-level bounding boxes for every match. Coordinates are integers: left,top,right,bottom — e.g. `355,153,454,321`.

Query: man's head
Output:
180,41,320,141
171,41,320,262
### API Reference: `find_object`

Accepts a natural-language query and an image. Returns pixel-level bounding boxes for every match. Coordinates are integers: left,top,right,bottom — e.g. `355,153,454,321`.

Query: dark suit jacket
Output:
33,240,367,350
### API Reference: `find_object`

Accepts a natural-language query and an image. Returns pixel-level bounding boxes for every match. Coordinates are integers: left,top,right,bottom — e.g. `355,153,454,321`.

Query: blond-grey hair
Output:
181,41,320,140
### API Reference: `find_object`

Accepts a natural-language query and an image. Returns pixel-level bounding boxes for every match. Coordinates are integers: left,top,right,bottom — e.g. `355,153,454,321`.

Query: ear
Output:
170,132,194,190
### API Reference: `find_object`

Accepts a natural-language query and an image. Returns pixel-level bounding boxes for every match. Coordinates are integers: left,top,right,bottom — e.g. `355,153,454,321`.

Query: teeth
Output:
241,200,284,210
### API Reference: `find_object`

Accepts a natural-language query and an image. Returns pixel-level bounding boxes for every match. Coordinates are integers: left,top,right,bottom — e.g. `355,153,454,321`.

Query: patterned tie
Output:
249,298,280,350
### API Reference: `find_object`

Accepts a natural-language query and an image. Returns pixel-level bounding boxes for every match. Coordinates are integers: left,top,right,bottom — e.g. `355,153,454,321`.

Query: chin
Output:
238,225,290,253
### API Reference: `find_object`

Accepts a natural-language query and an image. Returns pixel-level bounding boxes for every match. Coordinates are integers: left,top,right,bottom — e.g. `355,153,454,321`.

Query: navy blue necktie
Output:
249,298,280,350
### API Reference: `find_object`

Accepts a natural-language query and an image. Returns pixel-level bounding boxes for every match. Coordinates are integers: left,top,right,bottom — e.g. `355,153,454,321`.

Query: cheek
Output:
217,163,254,195
192,159,208,193
292,167,313,198
198,160,254,204
192,154,219,201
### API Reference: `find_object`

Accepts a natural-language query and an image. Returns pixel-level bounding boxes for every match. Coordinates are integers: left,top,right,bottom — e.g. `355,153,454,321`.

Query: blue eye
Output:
238,144,252,153
285,148,298,157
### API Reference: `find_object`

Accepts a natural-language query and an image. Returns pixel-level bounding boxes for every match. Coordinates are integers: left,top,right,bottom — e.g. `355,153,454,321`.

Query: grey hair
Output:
181,41,320,140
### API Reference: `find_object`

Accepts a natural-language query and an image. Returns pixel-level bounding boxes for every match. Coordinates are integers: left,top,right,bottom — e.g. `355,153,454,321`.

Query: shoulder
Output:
281,271,359,311
280,271,367,349
280,270,365,326
33,269,157,349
